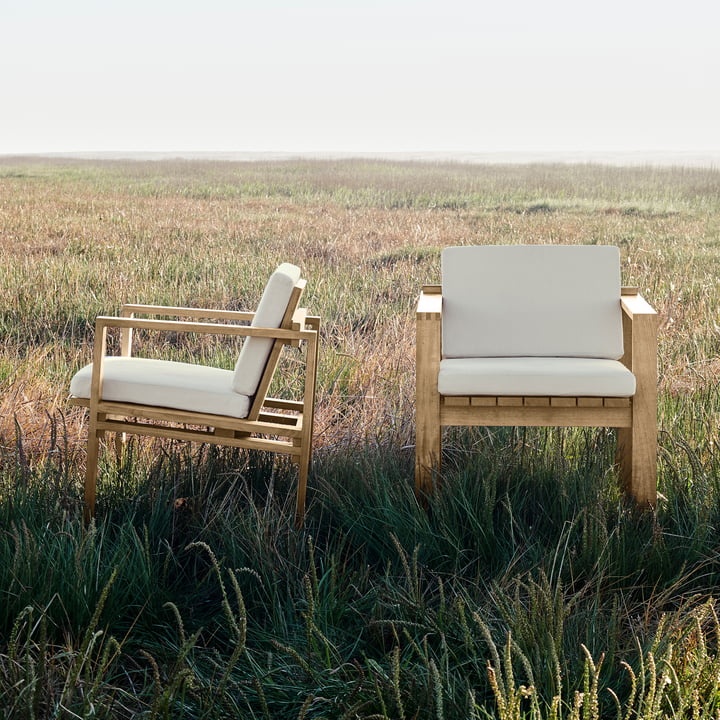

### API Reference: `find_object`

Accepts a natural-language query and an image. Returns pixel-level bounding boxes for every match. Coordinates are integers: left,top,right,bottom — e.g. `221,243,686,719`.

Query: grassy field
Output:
0,156,719,718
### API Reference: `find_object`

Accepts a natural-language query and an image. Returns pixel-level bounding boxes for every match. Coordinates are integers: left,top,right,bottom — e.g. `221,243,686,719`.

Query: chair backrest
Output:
442,245,623,360
233,263,302,397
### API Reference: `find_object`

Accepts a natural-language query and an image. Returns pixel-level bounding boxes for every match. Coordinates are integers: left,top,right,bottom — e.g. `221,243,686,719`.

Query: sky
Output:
1,0,719,156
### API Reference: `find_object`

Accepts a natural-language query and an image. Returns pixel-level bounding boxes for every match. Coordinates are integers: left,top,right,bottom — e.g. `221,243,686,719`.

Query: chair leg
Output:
84,419,103,522
617,420,657,507
295,440,310,528
415,421,441,498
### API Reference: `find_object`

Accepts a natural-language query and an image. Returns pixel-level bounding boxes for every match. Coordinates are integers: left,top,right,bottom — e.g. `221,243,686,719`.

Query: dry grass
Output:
0,156,718,465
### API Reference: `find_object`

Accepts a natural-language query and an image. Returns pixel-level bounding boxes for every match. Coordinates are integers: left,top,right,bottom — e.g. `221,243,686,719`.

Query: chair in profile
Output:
70,263,320,526
415,245,658,506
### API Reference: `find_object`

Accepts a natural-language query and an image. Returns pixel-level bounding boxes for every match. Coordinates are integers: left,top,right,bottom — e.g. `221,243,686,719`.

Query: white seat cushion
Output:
70,357,251,418
232,263,301,396
442,245,624,360
438,357,636,397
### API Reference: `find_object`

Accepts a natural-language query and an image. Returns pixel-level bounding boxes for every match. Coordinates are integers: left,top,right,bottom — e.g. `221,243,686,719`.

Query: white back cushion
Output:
232,263,301,396
442,245,623,359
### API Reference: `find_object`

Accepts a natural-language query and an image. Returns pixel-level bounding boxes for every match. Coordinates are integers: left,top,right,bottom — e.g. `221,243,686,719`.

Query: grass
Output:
1,156,720,718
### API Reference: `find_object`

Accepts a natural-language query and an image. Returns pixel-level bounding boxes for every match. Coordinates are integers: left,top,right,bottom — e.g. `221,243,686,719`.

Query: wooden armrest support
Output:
290,307,308,347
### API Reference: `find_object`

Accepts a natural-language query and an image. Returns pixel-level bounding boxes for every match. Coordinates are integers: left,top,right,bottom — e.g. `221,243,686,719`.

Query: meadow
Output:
0,156,719,719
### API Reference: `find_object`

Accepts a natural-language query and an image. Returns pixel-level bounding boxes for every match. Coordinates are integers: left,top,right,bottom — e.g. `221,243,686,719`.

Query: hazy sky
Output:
2,0,719,154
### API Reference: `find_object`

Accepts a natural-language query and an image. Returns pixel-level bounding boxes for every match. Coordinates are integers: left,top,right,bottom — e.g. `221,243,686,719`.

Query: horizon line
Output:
2,149,720,168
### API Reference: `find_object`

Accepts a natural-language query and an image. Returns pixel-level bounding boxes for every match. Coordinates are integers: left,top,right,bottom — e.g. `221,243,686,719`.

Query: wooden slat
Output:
524,397,550,407
264,398,304,411
69,396,90,407
257,411,301,428
604,397,631,408
498,397,523,406
435,395,632,409
444,397,470,407
551,397,577,407
471,397,497,407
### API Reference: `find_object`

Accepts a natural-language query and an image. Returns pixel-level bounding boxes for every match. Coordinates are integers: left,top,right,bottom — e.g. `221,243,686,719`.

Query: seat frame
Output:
70,279,319,526
416,283,658,506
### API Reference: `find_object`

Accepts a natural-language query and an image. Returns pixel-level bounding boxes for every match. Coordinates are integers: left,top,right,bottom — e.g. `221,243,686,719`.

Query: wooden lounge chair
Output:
416,245,658,506
70,263,320,526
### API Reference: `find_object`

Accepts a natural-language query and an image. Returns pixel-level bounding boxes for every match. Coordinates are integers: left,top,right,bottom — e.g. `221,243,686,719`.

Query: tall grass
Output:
1,156,719,718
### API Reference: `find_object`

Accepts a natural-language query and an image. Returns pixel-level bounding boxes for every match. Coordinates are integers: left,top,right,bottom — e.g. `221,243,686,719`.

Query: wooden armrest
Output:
88,316,318,403
96,316,312,341
621,293,657,318
120,304,256,322
417,289,443,320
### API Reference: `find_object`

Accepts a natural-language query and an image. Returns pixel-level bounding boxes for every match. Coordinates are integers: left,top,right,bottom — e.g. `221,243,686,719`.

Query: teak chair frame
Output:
71,279,319,527
416,283,658,506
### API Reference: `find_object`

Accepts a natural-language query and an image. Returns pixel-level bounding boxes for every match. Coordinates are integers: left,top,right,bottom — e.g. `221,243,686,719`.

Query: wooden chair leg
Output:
616,426,632,496
617,420,657,507
84,420,103,522
295,439,310,528
415,422,441,498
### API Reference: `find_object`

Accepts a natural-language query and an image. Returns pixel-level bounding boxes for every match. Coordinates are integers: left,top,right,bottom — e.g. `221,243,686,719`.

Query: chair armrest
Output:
86,315,318,404
417,288,443,319
96,315,314,341
120,304,256,322
621,293,656,318
118,305,258,357
416,288,442,389
620,293,658,369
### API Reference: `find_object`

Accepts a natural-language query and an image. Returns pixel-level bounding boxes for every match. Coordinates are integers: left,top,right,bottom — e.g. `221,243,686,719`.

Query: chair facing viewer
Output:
70,263,319,526
416,245,658,506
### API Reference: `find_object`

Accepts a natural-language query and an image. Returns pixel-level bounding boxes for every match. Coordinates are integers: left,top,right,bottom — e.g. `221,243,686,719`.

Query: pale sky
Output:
2,0,719,155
